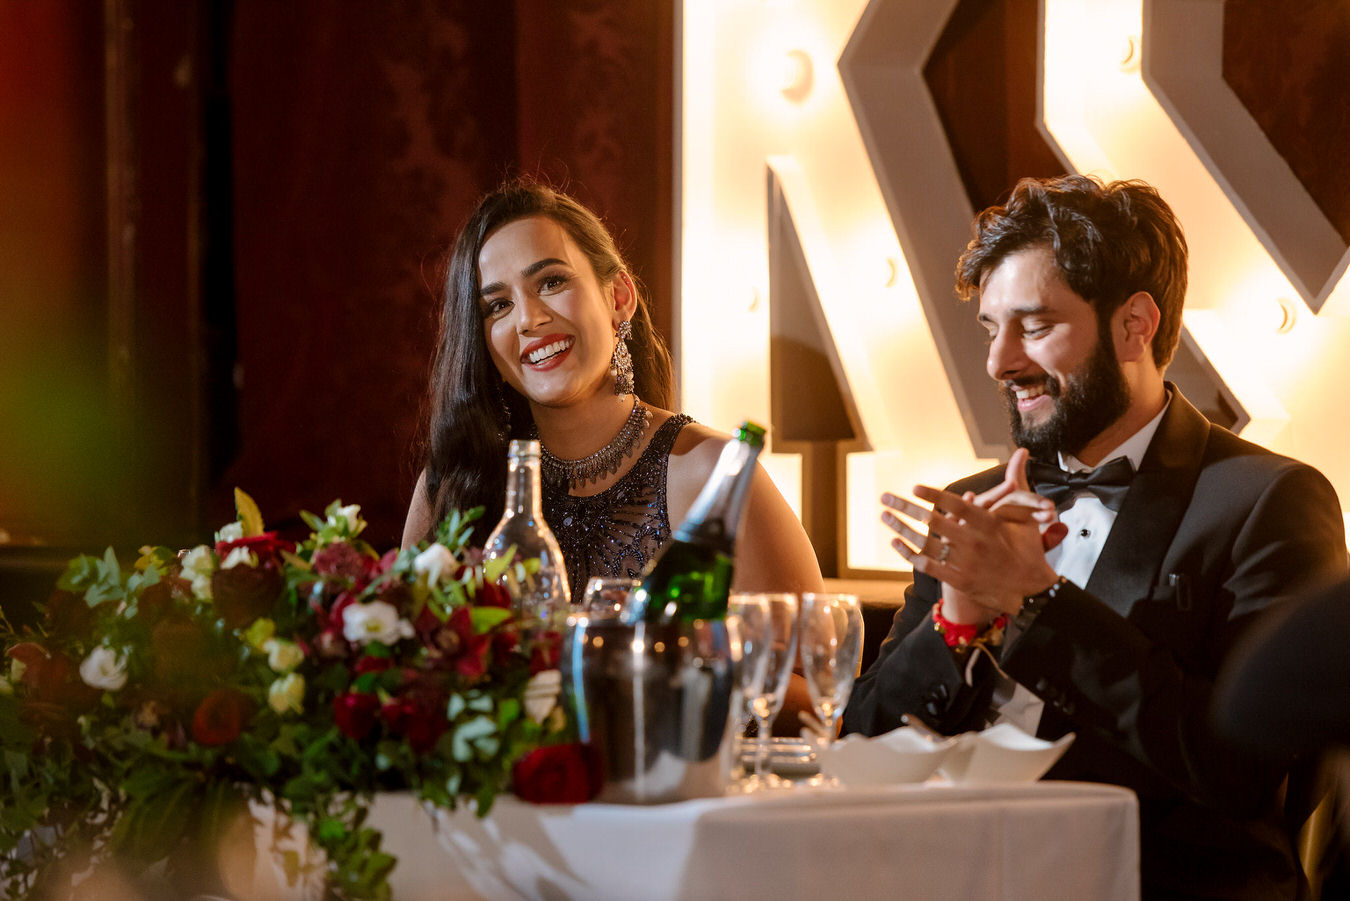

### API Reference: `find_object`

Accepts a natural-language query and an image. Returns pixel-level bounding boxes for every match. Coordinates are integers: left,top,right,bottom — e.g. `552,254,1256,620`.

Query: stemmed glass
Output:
729,592,800,791
798,592,863,784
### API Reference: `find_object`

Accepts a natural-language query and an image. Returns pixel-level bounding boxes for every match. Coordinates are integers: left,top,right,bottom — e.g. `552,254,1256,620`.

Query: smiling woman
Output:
403,179,822,601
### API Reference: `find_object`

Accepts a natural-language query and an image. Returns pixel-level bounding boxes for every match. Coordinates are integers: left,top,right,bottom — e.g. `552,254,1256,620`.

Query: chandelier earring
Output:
610,319,635,396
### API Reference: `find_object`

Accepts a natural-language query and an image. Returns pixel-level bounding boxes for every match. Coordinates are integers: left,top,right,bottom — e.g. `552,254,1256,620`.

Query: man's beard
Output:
1003,334,1131,461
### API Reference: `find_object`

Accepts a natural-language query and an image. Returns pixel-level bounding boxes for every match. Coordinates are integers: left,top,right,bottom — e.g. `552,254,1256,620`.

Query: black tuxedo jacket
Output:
843,388,1347,901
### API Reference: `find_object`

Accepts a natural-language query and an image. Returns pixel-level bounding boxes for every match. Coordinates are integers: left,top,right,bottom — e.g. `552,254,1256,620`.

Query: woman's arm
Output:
731,464,824,594
401,470,433,549
666,424,823,594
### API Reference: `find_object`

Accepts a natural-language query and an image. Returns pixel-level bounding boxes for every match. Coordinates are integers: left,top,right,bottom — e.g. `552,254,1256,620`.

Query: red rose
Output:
512,743,603,804
191,688,252,746
380,689,447,754
214,531,295,562
333,692,380,741
211,561,284,629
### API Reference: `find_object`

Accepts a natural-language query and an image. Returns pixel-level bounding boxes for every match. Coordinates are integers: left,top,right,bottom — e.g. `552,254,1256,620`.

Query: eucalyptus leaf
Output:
469,606,512,633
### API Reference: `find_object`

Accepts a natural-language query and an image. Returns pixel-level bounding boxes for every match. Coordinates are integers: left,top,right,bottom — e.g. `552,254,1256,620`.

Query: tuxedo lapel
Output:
1083,387,1211,617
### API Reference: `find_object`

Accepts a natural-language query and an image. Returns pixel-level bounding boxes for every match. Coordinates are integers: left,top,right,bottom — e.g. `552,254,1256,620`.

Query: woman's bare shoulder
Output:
667,419,727,464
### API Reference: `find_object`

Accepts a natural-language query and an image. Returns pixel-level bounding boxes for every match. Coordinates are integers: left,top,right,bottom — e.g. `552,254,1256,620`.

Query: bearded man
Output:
843,175,1347,901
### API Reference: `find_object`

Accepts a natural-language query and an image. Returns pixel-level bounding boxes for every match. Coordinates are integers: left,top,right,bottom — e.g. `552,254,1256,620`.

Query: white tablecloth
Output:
346,781,1139,901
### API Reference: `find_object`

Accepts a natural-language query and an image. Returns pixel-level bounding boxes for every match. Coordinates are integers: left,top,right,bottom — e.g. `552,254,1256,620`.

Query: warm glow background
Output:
680,0,1350,573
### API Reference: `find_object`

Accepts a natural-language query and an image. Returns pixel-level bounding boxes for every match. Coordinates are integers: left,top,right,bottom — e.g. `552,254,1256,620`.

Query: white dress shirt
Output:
987,394,1173,734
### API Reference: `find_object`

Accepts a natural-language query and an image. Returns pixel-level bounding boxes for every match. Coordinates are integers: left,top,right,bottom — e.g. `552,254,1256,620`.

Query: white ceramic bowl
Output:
817,726,958,785
938,723,1074,784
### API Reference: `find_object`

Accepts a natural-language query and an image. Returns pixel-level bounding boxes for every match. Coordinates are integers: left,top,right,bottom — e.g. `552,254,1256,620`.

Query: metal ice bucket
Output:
561,612,736,804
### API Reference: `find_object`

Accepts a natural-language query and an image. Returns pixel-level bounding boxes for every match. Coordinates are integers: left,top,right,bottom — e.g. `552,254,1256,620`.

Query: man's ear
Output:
1115,291,1160,363
611,270,638,325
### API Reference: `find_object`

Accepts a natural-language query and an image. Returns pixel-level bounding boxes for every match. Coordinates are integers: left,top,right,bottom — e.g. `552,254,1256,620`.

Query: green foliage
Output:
0,496,573,900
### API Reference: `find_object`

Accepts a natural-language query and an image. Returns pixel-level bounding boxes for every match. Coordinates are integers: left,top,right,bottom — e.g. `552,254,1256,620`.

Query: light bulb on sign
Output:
1119,35,1141,73
779,49,813,102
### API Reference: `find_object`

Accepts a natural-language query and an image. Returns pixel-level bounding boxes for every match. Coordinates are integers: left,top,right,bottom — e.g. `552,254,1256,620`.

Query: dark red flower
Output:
8,643,98,712
43,589,95,636
512,743,603,804
211,562,284,629
476,581,512,609
151,614,215,683
311,542,377,585
133,579,174,624
354,655,394,676
417,606,490,679
191,688,252,746
379,692,447,754
333,692,380,741
214,531,295,562
529,631,562,675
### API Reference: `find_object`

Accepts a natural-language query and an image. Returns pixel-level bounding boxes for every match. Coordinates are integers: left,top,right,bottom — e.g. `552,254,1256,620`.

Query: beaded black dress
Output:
542,414,693,597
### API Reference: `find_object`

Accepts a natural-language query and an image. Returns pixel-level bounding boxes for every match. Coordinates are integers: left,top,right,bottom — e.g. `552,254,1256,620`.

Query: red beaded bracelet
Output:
932,598,1008,650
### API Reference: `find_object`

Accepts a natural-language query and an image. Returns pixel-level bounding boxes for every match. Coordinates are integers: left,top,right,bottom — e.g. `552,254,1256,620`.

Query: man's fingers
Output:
990,489,1054,515
913,484,982,523
1041,521,1069,551
881,510,932,550
1007,447,1032,491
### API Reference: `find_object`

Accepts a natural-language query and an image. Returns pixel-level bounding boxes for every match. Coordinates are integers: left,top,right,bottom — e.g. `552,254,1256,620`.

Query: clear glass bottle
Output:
483,440,571,623
623,422,765,625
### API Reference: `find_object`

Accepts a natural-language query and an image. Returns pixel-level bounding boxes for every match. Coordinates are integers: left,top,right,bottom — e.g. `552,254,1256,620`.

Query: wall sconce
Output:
779,48,813,102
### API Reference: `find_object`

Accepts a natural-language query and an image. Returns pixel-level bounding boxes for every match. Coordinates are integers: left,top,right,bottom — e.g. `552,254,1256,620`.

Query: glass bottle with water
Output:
483,440,570,623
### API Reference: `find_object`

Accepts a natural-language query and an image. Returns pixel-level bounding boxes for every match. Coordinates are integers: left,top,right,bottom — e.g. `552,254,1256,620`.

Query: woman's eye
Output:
484,298,510,317
539,274,569,293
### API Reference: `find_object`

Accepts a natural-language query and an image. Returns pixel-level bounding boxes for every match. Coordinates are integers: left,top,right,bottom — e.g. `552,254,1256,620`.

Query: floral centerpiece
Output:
0,491,600,900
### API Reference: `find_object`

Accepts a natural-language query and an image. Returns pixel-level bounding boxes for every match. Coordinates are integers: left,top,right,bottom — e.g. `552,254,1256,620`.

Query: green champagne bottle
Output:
623,421,766,625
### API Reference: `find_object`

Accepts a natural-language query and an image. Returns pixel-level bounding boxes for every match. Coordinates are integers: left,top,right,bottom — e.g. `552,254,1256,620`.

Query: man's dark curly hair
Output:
955,174,1188,369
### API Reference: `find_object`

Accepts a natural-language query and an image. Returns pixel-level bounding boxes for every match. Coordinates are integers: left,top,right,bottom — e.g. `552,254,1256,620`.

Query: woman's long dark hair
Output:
419,178,674,541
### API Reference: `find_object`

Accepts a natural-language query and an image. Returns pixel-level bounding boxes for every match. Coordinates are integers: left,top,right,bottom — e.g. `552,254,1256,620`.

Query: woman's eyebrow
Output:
479,257,567,298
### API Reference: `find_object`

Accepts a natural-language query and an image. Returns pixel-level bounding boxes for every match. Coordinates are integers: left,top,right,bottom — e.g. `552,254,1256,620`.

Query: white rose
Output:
221,546,257,570
263,638,305,672
523,668,562,723
216,521,244,543
79,647,128,691
413,543,456,586
337,504,362,532
268,673,305,715
181,545,215,599
342,601,415,646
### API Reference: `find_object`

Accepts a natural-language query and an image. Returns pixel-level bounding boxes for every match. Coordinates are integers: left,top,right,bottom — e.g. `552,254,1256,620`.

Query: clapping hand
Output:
881,449,1063,622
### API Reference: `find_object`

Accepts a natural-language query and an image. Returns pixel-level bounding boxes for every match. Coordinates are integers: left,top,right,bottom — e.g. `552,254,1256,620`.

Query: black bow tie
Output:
1028,455,1135,512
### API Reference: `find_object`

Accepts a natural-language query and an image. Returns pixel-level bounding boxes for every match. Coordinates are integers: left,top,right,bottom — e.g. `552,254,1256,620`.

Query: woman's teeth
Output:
527,338,573,364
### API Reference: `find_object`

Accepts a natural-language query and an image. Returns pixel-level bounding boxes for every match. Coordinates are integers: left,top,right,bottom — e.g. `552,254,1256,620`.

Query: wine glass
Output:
730,592,800,790
726,595,766,781
798,592,863,783
579,577,639,619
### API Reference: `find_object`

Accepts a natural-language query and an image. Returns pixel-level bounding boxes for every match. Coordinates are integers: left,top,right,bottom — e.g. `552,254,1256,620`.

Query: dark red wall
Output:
220,1,675,548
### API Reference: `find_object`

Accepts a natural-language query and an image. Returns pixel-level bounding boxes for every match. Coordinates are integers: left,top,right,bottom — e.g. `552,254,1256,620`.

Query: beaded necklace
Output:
536,400,652,491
